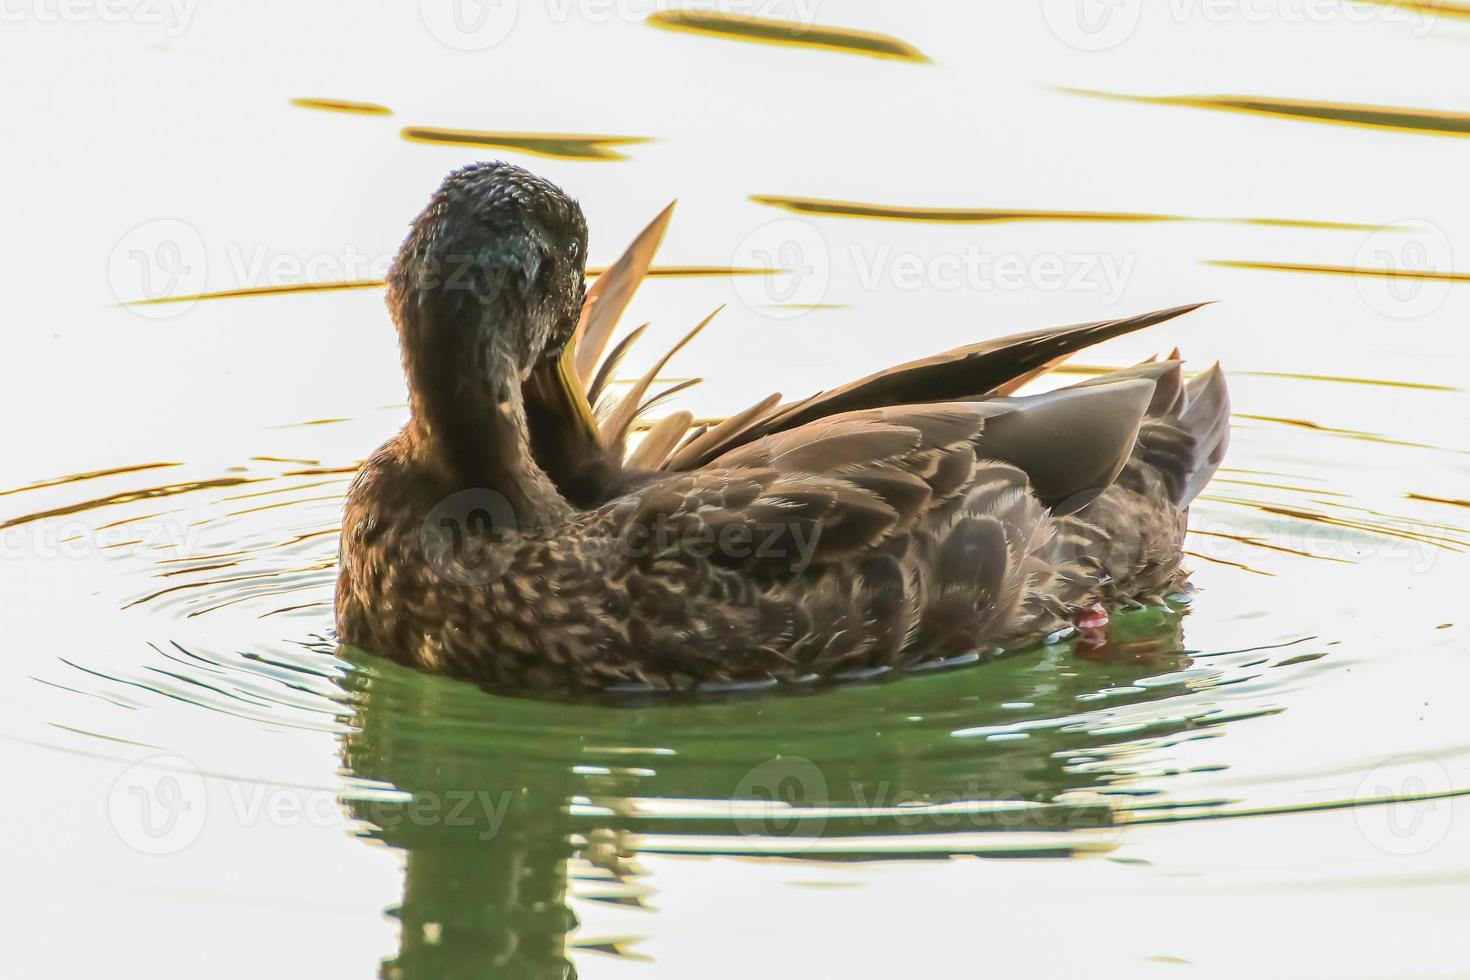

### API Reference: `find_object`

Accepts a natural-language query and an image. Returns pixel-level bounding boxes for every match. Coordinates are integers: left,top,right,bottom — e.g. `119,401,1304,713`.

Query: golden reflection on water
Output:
126,279,386,305
1061,363,1460,392
1211,258,1470,282
1361,0,1470,21
0,461,182,498
1409,492,1470,509
289,97,392,116
1236,412,1470,455
121,266,778,306
752,195,1388,231
646,10,929,62
400,127,652,161
1067,88,1470,137
1220,370,1459,392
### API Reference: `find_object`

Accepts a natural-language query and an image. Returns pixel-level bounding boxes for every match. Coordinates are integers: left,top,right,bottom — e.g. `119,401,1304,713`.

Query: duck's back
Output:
337,361,1228,692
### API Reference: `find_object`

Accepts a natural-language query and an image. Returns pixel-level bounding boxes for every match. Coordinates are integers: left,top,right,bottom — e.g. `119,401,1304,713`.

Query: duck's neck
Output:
402,319,570,528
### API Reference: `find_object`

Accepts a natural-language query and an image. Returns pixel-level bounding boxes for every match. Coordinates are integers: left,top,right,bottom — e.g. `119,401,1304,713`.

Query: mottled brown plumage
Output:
335,163,1231,693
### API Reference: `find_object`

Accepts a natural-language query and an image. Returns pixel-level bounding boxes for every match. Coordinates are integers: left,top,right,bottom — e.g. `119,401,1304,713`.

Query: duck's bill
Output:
522,338,622,510
527,341,602,447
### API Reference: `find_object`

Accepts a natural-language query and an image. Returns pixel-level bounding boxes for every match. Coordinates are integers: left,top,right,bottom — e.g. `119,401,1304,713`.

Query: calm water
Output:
4,3,1470,977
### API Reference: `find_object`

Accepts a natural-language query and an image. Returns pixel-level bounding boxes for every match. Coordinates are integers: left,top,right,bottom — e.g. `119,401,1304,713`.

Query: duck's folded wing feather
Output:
1066,358,1186,417
574,202,675,383
666,302,1206,471
524,204,674,506
1177,363,1231,505
614,378,1158,574
1066,359,1230,508
962,378,1158,514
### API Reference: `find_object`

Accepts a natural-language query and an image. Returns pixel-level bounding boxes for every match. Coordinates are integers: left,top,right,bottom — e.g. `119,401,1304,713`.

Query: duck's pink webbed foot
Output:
1072,603,1110,651
1073,603,1109,631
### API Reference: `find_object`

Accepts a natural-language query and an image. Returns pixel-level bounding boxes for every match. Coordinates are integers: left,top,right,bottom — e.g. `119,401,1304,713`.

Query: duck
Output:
335,161,1230,693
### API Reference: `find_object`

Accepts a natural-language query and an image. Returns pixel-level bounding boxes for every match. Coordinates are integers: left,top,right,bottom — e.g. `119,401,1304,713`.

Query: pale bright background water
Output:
3,2,1469,977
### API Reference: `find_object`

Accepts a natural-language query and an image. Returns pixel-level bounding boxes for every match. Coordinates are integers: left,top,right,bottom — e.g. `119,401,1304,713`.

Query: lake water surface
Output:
3,3,1469,977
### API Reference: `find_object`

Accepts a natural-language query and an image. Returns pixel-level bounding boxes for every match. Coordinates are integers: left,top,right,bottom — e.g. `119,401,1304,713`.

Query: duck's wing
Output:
597,309,718,461
664,303,1208,471
636,377,1158,574
575,202,675,385
526,205,1210,507
1125,361,1230,507
523,204,676,507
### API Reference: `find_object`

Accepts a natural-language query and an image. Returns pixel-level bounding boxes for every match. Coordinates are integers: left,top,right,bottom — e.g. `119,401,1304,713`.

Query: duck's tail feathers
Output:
1073,359,1229,507
976,378,1157,515
1176,363,1230,506
665,303,1208,472
1066,358,1187,418
760,302,1208,435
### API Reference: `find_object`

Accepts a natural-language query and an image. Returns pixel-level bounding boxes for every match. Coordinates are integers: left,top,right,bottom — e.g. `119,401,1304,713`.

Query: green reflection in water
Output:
337,604,1267,976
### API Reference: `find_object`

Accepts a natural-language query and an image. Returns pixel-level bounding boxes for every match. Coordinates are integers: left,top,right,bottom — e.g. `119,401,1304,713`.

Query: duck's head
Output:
388,162,588,397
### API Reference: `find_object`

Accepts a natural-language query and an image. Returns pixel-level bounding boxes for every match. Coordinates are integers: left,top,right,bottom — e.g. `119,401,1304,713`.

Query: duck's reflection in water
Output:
380,793,579,979
341,682,583,978
338,606,1214,979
